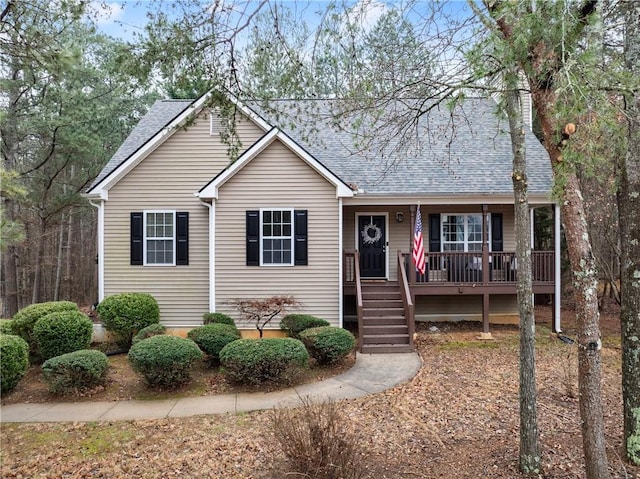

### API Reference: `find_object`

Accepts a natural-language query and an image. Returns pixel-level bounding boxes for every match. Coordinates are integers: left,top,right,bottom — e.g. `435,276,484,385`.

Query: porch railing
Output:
397,250,415,346
352,251,364,340
344,250,554,286
403,251,555,284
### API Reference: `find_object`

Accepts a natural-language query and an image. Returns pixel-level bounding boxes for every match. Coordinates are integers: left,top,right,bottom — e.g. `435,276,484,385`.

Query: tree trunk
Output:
31,218,46,305
54,213,65,301
1,205,20,317
620,0,640,465
504,78,541,475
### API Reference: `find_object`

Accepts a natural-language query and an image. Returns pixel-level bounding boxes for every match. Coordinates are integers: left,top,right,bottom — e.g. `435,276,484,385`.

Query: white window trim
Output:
143,210,176,266
260,207,295,267
441,213,491,252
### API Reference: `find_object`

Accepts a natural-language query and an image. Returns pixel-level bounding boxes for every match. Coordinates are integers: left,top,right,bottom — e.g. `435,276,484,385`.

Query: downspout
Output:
198,198,215,314
88,200,104,303
338,197,344,328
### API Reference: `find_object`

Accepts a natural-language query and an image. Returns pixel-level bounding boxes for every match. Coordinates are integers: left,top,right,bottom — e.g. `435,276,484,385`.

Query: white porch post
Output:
554,203,562,332
89,200,105,303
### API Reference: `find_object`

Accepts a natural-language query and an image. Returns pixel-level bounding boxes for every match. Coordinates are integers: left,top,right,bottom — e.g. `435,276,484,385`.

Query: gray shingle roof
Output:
250,98,552,196
90,96,553,197
88,99,193,190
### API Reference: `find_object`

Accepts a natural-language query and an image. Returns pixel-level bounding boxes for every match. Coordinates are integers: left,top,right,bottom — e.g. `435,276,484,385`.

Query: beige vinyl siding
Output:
103,113,265,327
215,140,341,327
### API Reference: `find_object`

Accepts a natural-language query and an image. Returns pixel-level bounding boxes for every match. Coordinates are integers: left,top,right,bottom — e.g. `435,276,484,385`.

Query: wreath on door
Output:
361,222,382,245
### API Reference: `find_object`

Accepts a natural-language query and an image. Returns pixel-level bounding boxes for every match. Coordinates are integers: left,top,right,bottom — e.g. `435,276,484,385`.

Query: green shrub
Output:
33,310,93,361
0,319,15,335
202,312,236,327
12,301,78,353
128,335,202,389
41,349,109,395
280,314,330,339
220,338,308,386
131,323,167,345
299,326,356,365
0,334,29,394
96,293,160,348
187,324,240,366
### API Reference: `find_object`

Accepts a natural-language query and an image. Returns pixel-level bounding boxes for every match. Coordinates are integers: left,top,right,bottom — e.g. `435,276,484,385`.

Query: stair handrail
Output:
354,250,364,352
397,250,415,349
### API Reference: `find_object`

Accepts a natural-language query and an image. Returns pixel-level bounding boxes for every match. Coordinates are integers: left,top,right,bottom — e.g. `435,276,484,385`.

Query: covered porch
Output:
341,202,562,352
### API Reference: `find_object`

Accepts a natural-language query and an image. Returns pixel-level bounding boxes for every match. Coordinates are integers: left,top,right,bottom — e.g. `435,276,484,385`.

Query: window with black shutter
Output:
246,209,307,266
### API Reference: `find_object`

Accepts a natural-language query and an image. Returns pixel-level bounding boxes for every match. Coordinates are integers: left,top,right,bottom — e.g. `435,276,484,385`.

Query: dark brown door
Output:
358,215,386,278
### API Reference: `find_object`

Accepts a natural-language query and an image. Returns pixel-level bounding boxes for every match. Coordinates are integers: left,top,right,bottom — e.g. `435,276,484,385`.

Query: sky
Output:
88,0,472,42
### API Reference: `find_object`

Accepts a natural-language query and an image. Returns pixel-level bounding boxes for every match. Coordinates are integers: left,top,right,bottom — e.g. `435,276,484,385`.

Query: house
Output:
84,92,561,352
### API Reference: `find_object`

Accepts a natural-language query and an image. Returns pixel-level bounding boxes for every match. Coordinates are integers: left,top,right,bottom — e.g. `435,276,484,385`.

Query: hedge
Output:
12,301,78,354
187,324,240,365
220,338,308,386
131,323,167,345
280,314,330,339
33,310,93,361
42,349,109,395
202,312,236,327
128,335,202,389
299,326,356,364
97,293,160,347
0,319,15,335
0,334,30,394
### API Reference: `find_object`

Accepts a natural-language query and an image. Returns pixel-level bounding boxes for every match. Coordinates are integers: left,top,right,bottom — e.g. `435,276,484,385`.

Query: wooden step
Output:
361,343,414,353
362,315,406,325
362,333,410,345
361,299,403,308
362,324,409,335
362,307,404,317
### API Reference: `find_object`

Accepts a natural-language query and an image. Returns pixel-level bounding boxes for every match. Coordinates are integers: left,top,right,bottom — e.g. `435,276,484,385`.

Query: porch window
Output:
441,214,488,252
145,211,175,265
262,209,293,265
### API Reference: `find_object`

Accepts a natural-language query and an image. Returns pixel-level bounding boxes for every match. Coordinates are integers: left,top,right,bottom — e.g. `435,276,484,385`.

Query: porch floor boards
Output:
360,281,413,354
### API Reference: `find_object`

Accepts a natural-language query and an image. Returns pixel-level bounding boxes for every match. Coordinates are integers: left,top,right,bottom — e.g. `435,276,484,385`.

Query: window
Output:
130,211,189,266
145,212,175,265
262,209,293,265
441,214,487,252
246,209,307,266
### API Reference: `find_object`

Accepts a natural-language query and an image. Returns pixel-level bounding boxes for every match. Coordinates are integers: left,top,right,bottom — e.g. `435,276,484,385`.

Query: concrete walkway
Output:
0,352,421,423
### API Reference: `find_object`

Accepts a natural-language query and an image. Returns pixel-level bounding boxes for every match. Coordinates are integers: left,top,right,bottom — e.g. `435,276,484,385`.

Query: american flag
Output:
413,206,426,275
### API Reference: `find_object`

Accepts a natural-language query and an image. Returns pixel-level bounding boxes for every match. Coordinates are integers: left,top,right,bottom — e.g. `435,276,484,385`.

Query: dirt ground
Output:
1,306,638,479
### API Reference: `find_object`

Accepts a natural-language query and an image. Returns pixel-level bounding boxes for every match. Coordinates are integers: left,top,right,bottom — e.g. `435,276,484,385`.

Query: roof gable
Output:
198,128,354,199
85,92,272,198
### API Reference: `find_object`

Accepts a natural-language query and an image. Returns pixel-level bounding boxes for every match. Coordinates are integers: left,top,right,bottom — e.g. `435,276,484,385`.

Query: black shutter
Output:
428,214,441,252
491,213,503,251
246,210,259,266
130,212,143,265
294,210,308,266
176,212,189,265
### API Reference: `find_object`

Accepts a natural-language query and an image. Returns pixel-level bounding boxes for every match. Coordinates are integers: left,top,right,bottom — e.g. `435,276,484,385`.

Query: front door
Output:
358,214,386,278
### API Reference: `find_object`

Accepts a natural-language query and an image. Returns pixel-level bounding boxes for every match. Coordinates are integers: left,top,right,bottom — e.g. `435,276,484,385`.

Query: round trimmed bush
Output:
42,349,109,395
280,314,330,339
187,324,240,365
131,323,167,345
220,338,308,386
128,335,203,389
299,326,356,365
202,312,236,327
0,334,29,394
96,293,160,348
12,301,78,353
0,319,15,335
33,310,93,361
